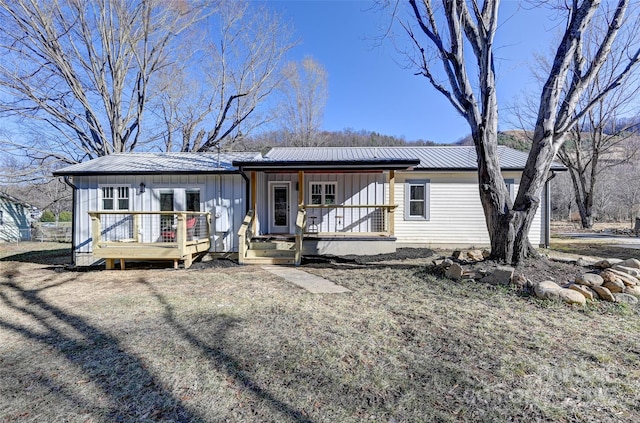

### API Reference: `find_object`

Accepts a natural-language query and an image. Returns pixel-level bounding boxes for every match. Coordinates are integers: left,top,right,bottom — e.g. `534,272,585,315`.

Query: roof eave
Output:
52,169,240,177
232,159,421,171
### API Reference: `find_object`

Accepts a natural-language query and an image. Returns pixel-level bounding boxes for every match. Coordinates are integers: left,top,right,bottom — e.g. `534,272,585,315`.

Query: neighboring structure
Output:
0,191,32,242
54,146,566,268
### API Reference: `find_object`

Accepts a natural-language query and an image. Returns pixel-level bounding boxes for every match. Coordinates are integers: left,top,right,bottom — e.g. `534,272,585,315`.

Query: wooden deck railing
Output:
237,210,255,264
301,204,397,235
294,207,306,266
88,211,211,269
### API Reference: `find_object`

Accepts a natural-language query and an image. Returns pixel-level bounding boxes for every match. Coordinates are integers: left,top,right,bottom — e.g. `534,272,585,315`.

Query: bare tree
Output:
158,1,297,152
389,0,640,263
0,0,208,164
558,119,640,229
521,14,640,229
277,56,329,147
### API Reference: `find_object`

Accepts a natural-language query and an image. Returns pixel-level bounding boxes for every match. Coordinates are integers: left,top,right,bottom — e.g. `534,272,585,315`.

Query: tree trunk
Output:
485,132,559,264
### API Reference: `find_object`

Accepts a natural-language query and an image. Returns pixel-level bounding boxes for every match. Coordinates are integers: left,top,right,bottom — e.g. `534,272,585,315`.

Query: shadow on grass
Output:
0,270,200,422
0,248,72,265
137,278,315,423
550,243,640,260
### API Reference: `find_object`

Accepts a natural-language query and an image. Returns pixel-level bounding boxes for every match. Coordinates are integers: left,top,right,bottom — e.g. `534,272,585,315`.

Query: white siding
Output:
72,173,246,264
0,197,30,242
255,172,386,235
394,171,543,247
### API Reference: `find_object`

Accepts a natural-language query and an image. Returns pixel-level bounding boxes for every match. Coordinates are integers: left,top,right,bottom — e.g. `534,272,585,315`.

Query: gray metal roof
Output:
257,146,566,170
52,146,567,176
53,152,262,176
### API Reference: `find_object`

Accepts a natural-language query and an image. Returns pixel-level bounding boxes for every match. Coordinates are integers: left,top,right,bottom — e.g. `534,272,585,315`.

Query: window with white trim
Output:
505,179,515,201
310,182,337,205
101,186,130,210
404,179,430,220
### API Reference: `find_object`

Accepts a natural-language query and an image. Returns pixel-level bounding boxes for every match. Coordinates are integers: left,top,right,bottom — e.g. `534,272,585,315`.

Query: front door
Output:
269,182,290,233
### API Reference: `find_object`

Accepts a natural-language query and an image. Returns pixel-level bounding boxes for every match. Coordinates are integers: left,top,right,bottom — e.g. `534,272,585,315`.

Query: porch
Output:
238,201,397,265
89,211,211,269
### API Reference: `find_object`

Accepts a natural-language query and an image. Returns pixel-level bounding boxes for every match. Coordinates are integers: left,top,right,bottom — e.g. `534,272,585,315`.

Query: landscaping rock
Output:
534,280,561,297
576,256,598,267
482,249,491,259
611,265,640,278
613,293,639,305
560,289,587,305
534,281,586,305
451,250,466,261
568,284,595,301
441,258,454,268
467,249,484,261
600,270,621,284
623,285,640,297
603,279,625,293
575,273,604,288
445,263,464,280
620,258,640,269
480,266,515,286
463,270,485,280
592,286,615,302
605,268,640,286
511,273,528,289
593,258,623,269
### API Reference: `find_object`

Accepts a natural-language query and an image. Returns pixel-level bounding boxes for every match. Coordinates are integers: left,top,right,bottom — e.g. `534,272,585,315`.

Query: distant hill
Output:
496,131,533,152
454,130,533,152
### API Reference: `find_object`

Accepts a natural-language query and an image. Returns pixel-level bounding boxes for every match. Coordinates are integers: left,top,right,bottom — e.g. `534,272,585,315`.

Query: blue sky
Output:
267,1,560,143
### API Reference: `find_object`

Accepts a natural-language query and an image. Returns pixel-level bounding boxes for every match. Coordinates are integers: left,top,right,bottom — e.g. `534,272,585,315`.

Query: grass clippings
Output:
1,243,639,422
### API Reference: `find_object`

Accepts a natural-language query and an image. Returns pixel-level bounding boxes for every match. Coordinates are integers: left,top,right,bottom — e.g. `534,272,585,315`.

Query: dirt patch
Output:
303,247,437,266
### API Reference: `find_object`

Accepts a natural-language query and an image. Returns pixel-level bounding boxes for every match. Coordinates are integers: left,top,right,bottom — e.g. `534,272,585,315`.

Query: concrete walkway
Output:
261,266,351,294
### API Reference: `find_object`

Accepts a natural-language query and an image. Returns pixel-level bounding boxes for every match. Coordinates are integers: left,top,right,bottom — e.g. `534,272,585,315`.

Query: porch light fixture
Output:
139,182,146,194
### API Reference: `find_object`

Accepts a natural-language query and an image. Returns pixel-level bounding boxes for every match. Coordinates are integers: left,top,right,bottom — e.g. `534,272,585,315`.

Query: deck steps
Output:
241,239,296,265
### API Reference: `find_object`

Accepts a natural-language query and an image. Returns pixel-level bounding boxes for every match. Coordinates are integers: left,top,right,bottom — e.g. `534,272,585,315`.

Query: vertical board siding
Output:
256,172,386,235
305,172,385,233
72,173,246,263
394,171,543,246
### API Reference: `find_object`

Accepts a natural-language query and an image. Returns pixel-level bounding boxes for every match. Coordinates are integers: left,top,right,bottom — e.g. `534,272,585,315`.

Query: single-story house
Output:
0,191,32,242
53,146,566,268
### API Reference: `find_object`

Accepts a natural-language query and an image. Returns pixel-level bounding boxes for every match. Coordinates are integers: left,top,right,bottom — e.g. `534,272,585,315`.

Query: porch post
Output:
90,213,101,250
298,171,304,206
389,170,395,235
250,171,257,232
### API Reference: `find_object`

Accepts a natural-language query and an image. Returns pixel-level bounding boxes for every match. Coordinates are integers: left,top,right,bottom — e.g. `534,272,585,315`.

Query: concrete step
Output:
241,256,295,265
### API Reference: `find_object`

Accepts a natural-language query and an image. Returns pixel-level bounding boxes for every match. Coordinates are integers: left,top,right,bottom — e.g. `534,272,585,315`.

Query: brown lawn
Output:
1,242,639,422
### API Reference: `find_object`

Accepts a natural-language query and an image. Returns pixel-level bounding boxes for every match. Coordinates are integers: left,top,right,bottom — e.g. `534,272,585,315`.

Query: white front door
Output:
269,182,290,233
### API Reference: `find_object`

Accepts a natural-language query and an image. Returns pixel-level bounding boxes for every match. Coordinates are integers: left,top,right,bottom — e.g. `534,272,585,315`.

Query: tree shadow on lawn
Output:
137,278,315,423
0,248,72,265
0,270,200,422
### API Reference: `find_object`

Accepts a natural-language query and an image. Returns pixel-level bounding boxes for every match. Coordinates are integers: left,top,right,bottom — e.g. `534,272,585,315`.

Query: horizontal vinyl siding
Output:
395,171,543,246
0,199,30,242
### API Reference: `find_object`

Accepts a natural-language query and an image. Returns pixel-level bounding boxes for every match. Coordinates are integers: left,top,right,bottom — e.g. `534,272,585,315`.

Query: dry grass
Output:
1,243,639,422
549,242,640,261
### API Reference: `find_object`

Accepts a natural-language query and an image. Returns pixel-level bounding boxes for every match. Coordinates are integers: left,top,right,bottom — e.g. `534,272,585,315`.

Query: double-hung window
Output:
101,186,130,211
310,182,337,205
404,179,430,220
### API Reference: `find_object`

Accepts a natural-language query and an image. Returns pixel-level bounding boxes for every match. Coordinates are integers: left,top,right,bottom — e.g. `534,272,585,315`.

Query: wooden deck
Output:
89,211,211,269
